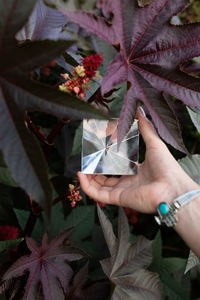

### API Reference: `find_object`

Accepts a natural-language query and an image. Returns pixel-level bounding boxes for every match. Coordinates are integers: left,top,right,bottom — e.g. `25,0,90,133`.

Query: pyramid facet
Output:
82,119,139,175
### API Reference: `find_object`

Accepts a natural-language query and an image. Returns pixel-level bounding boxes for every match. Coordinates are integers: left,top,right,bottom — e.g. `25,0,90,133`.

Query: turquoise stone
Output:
158,202,169,215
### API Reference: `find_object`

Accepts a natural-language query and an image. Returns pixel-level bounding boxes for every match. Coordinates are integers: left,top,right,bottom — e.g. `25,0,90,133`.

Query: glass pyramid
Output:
81,119,139,175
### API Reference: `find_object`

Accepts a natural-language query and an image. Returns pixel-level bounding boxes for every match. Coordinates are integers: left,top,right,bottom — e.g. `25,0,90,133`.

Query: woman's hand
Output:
78,108,199,213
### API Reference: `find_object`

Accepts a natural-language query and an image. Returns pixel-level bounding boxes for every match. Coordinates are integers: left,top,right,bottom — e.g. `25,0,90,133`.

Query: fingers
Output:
77,172,111,203
137,107,164,149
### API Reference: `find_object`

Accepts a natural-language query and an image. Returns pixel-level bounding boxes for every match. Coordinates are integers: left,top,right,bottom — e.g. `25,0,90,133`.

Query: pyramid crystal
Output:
82,119,139,175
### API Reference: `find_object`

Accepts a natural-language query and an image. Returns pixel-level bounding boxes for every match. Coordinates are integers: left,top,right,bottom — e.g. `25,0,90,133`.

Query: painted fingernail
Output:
139,106,146,117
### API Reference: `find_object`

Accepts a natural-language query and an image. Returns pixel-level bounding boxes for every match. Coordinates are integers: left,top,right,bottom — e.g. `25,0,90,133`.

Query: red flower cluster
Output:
67,184,82,208
59,54,103,99
61,75,88,100
81,54,103,79
124,208,139,225
0,226,19,241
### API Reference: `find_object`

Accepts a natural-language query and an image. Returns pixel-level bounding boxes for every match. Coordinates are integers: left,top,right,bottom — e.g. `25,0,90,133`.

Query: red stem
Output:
25,113,52,146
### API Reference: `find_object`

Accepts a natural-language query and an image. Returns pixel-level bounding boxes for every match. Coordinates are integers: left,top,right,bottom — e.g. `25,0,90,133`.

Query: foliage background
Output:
0,0,200,299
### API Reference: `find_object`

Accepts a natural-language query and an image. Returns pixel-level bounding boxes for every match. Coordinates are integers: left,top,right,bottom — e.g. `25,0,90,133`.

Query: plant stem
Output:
23,192,68,237
43,118,70,160
25,113,52,145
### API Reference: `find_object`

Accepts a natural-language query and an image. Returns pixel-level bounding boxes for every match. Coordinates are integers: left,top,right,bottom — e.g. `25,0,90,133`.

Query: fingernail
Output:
139,106,146,117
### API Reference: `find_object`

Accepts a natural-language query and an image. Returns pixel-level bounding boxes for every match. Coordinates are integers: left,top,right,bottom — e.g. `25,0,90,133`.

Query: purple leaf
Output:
3,233,86,300
133,64,200,107
132,72,187,152
134,23,200,67
18,0,68,41
58,9,118,45
59,0,200,151
96,0,113,17
101,53,128,95
117,71,139,146
98,207,162,299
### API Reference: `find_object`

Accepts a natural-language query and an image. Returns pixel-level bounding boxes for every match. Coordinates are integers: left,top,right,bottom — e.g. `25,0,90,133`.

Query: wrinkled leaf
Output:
58,0,200,151
97,206,162,299
3,231,86,300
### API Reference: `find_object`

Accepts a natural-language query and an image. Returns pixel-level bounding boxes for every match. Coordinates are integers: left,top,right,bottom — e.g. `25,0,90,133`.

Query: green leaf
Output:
0,238,23,253
161,268,189,300
96,39,117,72
71,122,83,156
162,257,186,274
0,167,17,187
187,106,200,134
42,204,95,242
14,208,46,242
63,52,79,67
14,209,29,231
185,250,200,274
150,230,162,272
15,204,95,243
65,206,95,241
0,185,18,226
178,154,200,184
150,232,189,299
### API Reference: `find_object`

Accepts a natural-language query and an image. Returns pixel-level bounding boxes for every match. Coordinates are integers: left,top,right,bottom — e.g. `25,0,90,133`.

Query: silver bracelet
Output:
154,189,200,227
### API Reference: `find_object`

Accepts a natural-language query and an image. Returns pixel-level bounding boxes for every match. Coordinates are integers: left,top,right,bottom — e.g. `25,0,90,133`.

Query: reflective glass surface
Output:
82,119,139,175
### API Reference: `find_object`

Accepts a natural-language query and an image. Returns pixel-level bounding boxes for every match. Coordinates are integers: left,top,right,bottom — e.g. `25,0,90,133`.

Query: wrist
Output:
166,178,199,205
174,194,200,258
155,188,200,228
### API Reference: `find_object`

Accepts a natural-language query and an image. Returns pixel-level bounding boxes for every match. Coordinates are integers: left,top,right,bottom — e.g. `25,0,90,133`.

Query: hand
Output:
78,108,199,213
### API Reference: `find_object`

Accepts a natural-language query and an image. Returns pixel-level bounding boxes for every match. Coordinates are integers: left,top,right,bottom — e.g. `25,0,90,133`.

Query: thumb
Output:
137,107,164,149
